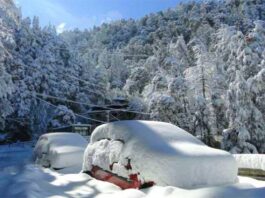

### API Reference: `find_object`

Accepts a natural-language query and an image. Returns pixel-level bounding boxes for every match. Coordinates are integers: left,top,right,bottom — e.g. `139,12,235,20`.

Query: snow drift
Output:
83,120,237,189
33,132,88,169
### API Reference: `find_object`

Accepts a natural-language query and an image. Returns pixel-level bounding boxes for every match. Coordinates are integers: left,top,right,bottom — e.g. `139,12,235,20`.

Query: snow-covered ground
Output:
1,142,265,198
0,142,33,197
233,154,265,171
2,164,265,198
0,142,32,169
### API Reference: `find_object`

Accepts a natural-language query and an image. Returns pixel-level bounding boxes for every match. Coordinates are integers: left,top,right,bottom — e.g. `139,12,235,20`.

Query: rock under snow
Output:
83,120,238,189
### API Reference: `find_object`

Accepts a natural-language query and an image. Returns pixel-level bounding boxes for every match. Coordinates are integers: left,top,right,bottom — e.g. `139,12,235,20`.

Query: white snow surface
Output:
83,120,238,188
233,154,265,170
1,165,265,198
34,132,88,169
1,141,265,198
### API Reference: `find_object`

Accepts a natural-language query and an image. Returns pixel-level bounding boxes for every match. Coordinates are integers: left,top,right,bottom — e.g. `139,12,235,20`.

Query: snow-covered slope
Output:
83,120,237,188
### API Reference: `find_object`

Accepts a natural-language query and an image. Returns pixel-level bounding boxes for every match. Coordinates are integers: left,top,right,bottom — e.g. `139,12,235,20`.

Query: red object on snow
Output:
90,166,141,189
89,159,155,189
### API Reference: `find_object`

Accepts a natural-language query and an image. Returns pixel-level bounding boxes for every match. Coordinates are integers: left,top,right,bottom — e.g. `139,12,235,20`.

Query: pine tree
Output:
223,71,258,153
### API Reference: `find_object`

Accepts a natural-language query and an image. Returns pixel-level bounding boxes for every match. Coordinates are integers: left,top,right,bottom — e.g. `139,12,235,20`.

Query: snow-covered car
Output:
83,120,238,189
33,132,88,169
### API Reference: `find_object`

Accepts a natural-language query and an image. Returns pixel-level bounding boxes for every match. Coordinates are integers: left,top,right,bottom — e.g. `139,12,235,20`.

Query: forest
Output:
0,0,265,154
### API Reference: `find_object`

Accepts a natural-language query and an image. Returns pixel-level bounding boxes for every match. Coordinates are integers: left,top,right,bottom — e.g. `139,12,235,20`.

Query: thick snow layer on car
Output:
233,154,265,170
34,133,87,169
83,120,238,189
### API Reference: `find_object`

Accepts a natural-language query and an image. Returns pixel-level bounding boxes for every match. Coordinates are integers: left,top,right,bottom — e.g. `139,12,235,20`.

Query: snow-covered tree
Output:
29,101,54,138
1,0,265,150
223,71,258,153
124,67,149,95
148,93,177,123
248,68,265,152
167,76,191,131
0,2,17,129
184,40,218,144
49,105,76,128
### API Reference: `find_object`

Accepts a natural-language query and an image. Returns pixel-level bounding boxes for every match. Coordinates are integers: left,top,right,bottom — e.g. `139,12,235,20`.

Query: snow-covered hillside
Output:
0,0,264,153
1,0,265,197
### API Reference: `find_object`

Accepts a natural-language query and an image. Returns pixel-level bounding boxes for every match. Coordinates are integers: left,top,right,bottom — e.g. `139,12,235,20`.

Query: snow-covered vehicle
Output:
83,120,238,189
33,133,88,169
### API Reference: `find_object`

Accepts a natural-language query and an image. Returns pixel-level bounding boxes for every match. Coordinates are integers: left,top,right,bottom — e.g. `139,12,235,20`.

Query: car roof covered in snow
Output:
37,132,88,154
40,132,87,144
91,120,205,154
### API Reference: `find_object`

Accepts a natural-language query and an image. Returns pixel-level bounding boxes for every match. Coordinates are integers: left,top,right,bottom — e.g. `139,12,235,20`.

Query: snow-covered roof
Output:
83,120,238,188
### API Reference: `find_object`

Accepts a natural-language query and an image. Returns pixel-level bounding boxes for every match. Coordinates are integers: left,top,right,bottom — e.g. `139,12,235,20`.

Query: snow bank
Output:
2,128,265,198
233,154,265,171
34,133,88,169
83,120,237,189
1,165,265,198
143,182,265,198
97,189,146,198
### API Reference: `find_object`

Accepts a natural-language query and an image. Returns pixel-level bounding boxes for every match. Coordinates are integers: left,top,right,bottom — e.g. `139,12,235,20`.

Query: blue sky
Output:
15,0,182,33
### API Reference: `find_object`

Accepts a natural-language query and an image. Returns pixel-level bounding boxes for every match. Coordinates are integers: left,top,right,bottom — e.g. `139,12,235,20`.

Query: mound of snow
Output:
1,165,265,198
83,120,237,189
34,133,88,169
143,182,265,198
233,154,265,171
